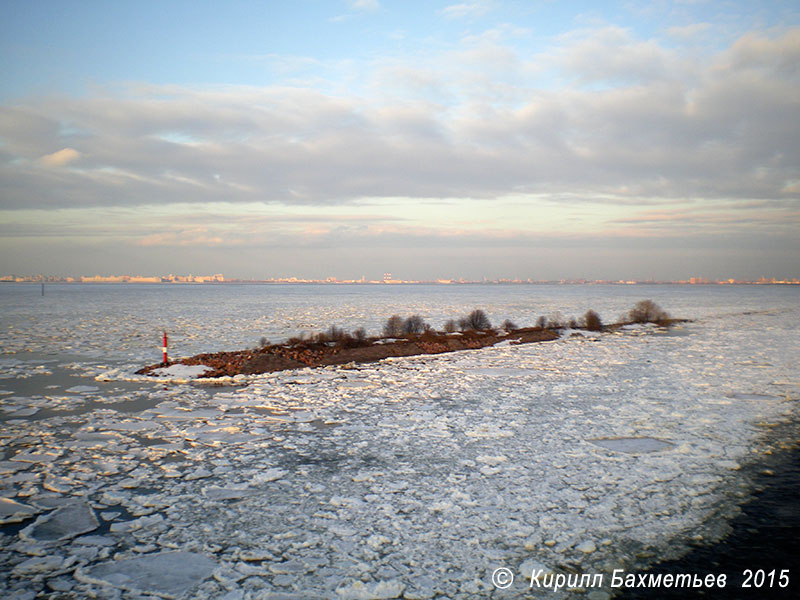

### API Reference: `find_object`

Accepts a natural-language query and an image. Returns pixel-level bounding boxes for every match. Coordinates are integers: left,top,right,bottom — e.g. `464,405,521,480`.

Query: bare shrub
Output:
568,317,578,329
328,326,347,342
628,300,669,324
311,326,343,344
403,314,426,335
259,337,270,348
584,309,602,331
457,317,470,331
465,309,492,331
443,319,457,333
501,319,518,331
536,315,547,329
383,315,404,337
353,328,367,342
546,311,564,329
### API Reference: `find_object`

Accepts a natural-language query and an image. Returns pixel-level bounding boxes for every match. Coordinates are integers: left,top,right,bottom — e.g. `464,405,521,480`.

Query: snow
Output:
150,364,213,379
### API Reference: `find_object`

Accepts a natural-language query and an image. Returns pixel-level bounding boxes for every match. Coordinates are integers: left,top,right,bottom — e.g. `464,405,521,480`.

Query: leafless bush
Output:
536,316,547,329
353,328,367,342
584,309,602,331
403,315,426,335
465,309,492,331
328,326,348,342
628,300,670,324
383,315,404,337
443,319,457,333
546,311,564,329
311,326,348,344
501,319,518,331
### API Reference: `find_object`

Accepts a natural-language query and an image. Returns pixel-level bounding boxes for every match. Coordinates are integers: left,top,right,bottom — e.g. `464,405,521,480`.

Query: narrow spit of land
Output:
137,327,562,378
136,300,688,379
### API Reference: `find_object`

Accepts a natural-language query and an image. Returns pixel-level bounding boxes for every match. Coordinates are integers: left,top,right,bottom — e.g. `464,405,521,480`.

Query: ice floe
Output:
589,437,676,454
76,551,216,598
64,385,100,394
0,498,39,524
20,503,98,542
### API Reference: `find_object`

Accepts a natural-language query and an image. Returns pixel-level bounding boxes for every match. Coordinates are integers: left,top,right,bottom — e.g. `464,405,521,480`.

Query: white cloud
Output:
441,1,494,20
0,27,797,219
553,26,675,85
39,147,81,167
728,28,800,73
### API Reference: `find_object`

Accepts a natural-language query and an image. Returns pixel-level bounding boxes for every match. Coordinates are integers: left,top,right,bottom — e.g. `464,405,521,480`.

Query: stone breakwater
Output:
136,327,562,378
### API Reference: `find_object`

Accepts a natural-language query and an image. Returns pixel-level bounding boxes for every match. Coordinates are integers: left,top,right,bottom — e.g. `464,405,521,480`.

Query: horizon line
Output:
3,275,800,286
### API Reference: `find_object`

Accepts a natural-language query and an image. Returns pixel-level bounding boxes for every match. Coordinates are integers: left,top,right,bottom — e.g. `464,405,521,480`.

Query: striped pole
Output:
162,331,168,365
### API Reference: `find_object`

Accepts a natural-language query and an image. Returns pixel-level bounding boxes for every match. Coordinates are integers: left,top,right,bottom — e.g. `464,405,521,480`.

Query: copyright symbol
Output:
492,567,514,589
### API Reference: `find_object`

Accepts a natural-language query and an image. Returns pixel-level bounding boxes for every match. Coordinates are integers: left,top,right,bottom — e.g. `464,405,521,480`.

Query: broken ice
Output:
0,284,797,599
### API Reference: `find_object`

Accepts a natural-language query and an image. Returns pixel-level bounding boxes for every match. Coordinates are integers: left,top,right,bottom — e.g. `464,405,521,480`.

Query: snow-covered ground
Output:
0,285,798,599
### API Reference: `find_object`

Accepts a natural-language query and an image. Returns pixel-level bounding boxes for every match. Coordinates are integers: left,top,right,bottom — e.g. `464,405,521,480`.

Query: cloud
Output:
39,147,81,167
136,228,225,247
440,1,494,20
728,28,800,74
3,192,798,280
4,202,797,281
0,27,798,217
553,26,675,85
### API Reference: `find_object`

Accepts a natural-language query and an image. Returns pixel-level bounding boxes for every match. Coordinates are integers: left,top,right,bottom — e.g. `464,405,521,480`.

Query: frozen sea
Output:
0,283,798,599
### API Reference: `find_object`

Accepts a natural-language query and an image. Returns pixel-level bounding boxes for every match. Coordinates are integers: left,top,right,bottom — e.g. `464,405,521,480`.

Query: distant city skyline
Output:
1,1,798,280
4,272,799,286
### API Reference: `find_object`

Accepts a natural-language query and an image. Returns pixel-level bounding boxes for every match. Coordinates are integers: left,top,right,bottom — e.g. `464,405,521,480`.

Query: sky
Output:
1,0,799,281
